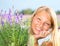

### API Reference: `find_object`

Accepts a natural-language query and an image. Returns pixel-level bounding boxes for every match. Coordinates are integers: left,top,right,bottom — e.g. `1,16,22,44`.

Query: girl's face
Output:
31,10,52,36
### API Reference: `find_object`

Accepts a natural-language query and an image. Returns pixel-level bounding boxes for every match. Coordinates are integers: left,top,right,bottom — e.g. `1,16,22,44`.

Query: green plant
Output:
0,23,28,46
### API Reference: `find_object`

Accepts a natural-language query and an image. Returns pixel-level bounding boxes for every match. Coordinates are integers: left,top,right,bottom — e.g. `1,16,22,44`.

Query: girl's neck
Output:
29,34,39,46
34,39,38,46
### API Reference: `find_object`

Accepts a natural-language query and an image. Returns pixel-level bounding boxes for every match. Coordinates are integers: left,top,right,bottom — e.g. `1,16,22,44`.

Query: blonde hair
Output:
29,6,59,46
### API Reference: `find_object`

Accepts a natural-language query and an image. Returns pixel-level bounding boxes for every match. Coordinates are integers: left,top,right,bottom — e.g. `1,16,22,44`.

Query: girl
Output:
28,6,58,46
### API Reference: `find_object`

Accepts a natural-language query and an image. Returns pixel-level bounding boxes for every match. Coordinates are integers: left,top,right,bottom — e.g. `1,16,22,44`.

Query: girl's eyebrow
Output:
37,18,41,20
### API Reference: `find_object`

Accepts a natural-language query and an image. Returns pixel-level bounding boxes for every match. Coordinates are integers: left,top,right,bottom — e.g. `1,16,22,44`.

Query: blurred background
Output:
0,0,60,46
0,0,60,27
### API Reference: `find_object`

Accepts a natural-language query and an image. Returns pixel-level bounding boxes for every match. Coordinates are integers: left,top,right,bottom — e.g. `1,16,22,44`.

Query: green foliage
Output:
20,9,34,14
0,23,28,46
24,18,31,27
56,11,60,15
14,9,34,15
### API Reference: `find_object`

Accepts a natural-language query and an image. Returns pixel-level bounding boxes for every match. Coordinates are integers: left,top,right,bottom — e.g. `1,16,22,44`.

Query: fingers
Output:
39,29,52,38
38,31,46,38
45,29,52,36
33,29,52,39
33,31,45,39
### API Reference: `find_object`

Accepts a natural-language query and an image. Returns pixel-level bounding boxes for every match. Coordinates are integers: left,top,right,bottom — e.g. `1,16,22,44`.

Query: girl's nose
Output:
39,22,44,29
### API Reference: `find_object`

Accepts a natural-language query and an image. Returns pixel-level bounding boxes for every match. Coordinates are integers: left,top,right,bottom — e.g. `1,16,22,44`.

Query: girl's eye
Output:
46,23,50,25
45,23,51,27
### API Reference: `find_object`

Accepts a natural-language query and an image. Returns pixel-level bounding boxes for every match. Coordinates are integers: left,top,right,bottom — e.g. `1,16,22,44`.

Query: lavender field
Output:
0,10,60,46
0,10,60,28
0,10,31,46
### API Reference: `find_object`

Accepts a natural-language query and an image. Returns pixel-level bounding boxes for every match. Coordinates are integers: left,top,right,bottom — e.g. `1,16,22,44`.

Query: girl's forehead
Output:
36,11,51,18
34,10,52,22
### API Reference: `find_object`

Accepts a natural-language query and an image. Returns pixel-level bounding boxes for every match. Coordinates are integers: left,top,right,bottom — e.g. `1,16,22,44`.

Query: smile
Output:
35,27,42,32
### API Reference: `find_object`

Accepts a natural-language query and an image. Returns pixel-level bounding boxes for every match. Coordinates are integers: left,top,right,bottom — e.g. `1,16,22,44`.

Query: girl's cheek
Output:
43,26,49,31
33,19,38,24
35,21,38,24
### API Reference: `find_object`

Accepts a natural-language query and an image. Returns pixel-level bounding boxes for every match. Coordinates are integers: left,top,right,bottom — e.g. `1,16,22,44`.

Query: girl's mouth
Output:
35,27,42,32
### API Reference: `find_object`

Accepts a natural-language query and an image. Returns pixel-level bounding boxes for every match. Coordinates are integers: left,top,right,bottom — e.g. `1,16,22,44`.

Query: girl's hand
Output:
34,29,52,39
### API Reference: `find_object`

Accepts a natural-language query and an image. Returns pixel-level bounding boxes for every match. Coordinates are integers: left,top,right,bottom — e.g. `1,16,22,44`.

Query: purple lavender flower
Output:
20,14,23,20
15,15,19,23
7,14,12,25
1,19,4,26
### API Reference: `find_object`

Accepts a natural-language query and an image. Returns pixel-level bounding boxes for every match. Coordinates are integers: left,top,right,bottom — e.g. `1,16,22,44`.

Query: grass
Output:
0,23,29,46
